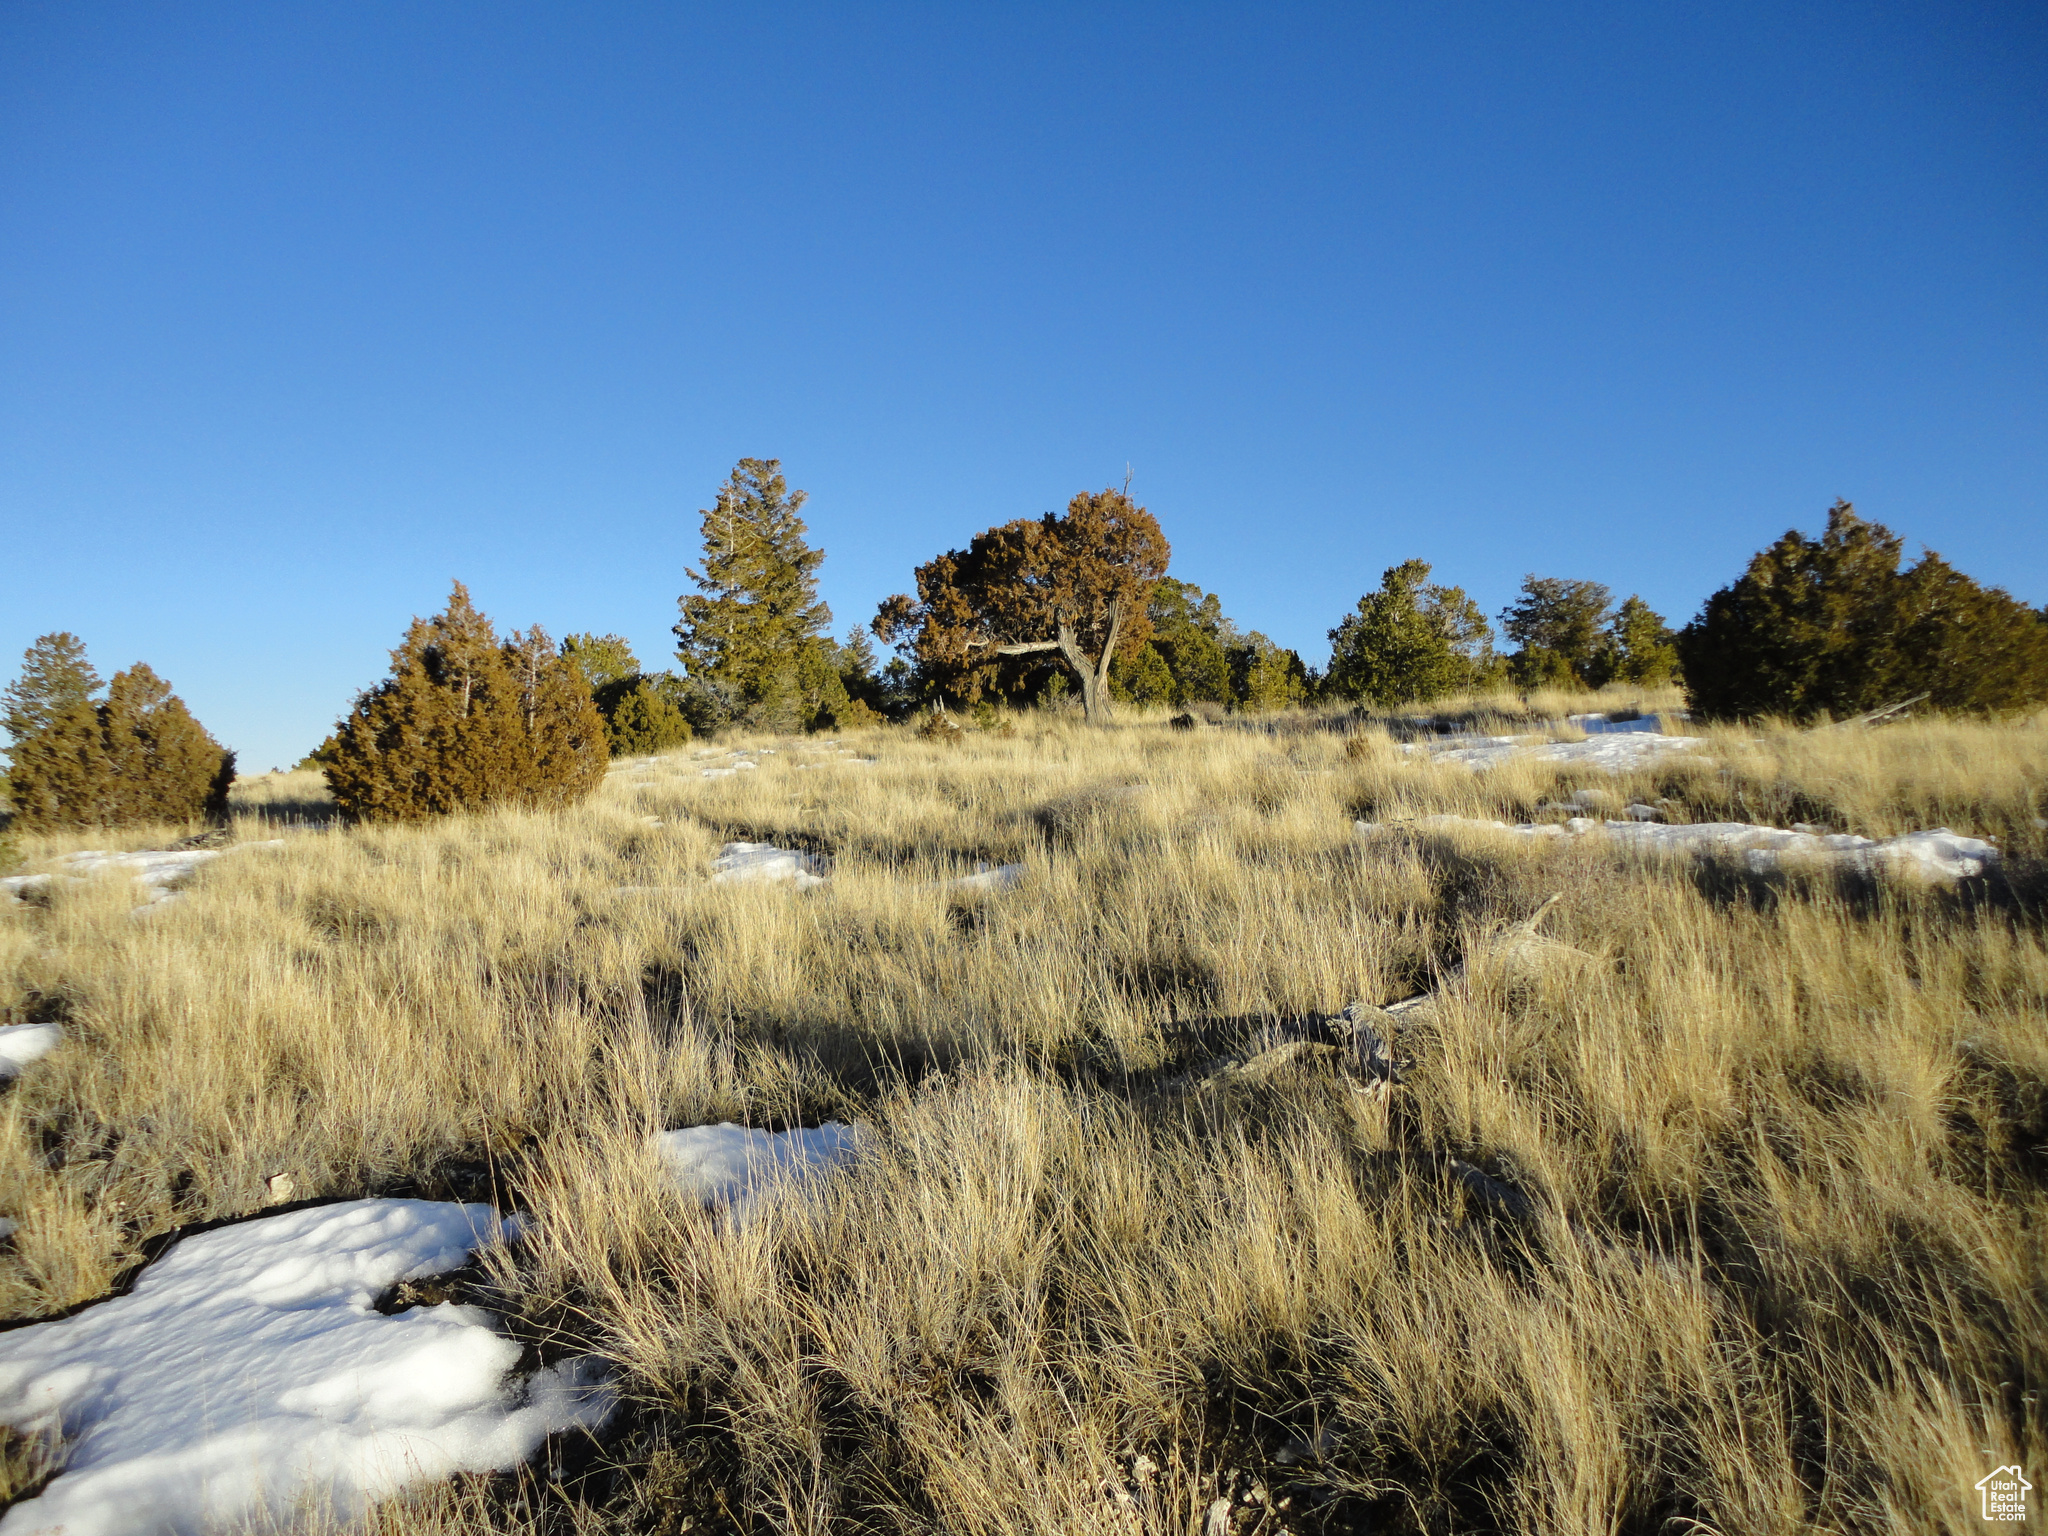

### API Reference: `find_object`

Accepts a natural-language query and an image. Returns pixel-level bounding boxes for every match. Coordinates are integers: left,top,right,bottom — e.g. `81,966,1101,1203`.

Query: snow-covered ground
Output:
0,1199,613,1536
654,1122,861,1219
710,841,829,888
0,1022,62,1079
1,842,284,911
1363,814,1999,879
1406,730,1702,773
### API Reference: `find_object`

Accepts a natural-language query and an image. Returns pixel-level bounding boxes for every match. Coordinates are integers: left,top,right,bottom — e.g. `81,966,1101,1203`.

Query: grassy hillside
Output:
1,705,2043,1533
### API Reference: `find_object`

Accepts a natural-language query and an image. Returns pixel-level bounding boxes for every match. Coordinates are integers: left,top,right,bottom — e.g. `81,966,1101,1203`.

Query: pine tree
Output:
3,632,103,818
1147,579,1235,705
1109,643,1178,705
1326,561,1497,707
1678,502,2048,718
1229,633,1311,712
3,633,101,747
673,459,833,731
327,583,607,821
1603,596,1680,686
1500,577,1614,690
560,633,642,691
4,646,232,831
504,626,610,805
97,665,236,824
5,701,111,829
605,680,694,756
1891,554,2048,711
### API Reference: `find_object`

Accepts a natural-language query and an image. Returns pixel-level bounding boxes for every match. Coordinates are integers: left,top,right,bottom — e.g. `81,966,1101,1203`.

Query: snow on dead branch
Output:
654,1122,862,1221
0,842,285,912
1361,814,1999,880
0,1199,614,1536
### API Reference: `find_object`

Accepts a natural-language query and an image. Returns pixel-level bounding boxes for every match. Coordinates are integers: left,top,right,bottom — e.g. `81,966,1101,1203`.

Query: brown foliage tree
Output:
874,487,1171,723
326,583,608,822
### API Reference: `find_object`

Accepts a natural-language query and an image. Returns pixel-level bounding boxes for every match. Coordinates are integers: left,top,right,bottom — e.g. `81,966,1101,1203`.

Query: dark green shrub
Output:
1109,643,1177,706
602,677,694,756
1678,502,2048,719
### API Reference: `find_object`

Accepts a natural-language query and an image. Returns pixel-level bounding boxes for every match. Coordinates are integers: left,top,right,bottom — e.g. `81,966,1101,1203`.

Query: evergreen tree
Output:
4,640,233,831
1602,596,1680,686
1500,576,1614,690
834,626,890,717
1229,633,1311,712
3,632,101,813
5,701,112,828
1326,561,1497,707
1891,553,2048,712
1109,643,1178,705
3,633,100,747
873,487,1171,723
1678,502,2048,718
97,665,237,824
505,626,612,805
560,635,696,756
605,680,695,756
560,633,641,691
327,583,607,821
674,459,834,732
1147,579,1235,704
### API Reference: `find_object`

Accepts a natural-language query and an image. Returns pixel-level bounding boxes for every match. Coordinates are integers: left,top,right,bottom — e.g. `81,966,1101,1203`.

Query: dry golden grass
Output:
1,707,2044,1534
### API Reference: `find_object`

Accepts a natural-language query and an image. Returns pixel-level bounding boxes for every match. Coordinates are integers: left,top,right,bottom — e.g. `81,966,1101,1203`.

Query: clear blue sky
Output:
4,2,2043,770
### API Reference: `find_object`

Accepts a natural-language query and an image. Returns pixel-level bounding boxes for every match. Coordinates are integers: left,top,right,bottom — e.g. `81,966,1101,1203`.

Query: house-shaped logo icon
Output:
1976,1465,2031,1522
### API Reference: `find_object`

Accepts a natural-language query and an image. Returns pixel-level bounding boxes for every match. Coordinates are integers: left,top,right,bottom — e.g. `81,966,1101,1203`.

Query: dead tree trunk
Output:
996,600,1123,724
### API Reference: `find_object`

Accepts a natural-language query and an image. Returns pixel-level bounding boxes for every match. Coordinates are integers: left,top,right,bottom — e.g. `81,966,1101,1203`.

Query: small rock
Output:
265,1173,296,1204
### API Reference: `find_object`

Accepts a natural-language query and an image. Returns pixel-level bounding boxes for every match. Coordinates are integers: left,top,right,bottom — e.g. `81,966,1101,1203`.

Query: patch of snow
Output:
653,1123,861,1218
701,761,760,779
0,1218,15,1242
0,1199,613,1536
1,843,285,910
1363,815,1999,879
1421,732,1702,773
710,842,828,888
942,863,1026,893
0,1022,62,1079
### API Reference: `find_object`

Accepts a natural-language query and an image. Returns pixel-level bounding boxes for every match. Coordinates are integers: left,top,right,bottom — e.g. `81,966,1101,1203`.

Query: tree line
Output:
5,463,2045,830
